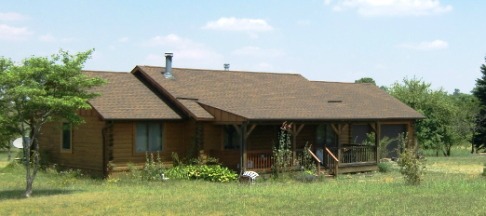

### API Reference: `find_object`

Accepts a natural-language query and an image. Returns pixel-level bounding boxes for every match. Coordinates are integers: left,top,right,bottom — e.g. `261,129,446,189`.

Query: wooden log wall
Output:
111,121,193,168
38,109,104,176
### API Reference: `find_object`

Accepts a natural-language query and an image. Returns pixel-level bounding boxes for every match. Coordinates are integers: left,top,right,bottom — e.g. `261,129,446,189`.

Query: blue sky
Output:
1,0,485,93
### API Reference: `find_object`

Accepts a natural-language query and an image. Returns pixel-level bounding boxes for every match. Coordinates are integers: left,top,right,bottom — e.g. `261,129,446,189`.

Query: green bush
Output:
141,152,164,181
398,147,426,185
378,162,393,173
300,143,316,172
272,122,293,178
165,165,238,183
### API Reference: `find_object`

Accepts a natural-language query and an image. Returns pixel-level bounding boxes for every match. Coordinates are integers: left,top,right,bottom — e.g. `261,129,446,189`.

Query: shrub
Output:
165,165,238,183
398,147,425,185
378,162,393,173
272,122,293,178
141,152,164,181
300,142,316,172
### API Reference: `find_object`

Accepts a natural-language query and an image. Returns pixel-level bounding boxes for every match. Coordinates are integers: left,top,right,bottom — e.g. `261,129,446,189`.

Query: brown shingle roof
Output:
177,98,214,120
135,66,423,121
310,81,424,120
83,70,182,120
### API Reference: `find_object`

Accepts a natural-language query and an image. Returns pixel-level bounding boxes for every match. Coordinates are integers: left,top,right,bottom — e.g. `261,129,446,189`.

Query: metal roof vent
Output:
164,53,174,79
224,63,230,71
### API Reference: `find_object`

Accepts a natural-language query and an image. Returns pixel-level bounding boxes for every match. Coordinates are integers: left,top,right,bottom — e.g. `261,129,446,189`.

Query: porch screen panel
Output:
380,124,407,158
351,125,372,144
325,125,337,147
316,124,326,148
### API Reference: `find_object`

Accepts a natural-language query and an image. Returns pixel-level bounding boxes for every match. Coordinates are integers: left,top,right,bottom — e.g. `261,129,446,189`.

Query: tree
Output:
472,57,486,152
0,118,17,161
0,50,105,197
450,89,480,153
355,77,376,85
388,78,458,156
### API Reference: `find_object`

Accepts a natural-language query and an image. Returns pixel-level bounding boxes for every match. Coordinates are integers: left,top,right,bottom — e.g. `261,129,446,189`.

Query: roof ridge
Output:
82,70,129,74
312,80,366,85
136,65,304,77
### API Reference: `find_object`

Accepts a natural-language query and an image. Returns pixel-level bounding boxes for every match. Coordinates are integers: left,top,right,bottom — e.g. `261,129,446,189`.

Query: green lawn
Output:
0,150,16,169
0,153,485,215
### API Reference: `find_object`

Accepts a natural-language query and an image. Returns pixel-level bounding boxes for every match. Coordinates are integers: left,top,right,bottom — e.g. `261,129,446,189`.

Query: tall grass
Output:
1,154,485,215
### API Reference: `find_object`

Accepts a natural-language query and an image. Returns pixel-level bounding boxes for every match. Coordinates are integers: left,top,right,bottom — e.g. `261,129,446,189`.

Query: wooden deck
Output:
213,144,379,175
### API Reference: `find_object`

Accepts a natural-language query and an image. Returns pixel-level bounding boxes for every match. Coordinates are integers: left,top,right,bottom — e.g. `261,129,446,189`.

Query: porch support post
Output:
232,124,241,136
408,122,415,148
246,124,257,139
240,122,248,174
375,121,381,163
291,124,305,162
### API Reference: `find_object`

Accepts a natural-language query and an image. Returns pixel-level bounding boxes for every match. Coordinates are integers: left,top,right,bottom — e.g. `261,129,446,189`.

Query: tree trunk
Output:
23,138,32,198
471,136,476,154
7,144,11,161
25,177,33,198
24,127,40,198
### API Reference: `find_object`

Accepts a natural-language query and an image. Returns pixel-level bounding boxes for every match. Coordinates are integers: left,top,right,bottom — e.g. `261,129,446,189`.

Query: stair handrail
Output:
306,148,321,176
324,147,339,176
325,147,339,162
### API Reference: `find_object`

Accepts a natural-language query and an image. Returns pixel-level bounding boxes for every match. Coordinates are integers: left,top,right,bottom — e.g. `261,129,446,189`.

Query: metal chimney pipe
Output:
164,53,173,79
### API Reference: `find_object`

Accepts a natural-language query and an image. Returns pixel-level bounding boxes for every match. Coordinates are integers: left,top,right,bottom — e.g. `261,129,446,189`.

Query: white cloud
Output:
326,0,452,16
0,24,32,40
0,12,27,21
202,17,273,32
398,39,449,50
232,46,285,58
143,34,223,68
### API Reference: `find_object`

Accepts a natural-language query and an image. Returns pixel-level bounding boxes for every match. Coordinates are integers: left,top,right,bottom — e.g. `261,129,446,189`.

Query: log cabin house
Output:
39,53,424,177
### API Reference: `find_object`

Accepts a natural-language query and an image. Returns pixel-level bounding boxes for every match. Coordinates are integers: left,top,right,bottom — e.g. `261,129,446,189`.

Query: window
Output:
224,125,241,149
61,122,72,152
135,122,162,153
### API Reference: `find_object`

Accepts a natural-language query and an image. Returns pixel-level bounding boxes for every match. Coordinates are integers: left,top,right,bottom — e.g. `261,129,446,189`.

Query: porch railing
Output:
329,144,376,164
213,144,376,173
246,150,273,170
324,147,339,175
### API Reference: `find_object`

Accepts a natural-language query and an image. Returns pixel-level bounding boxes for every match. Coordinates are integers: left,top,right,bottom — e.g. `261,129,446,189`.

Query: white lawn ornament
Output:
240,171,259,184
160,173,169,181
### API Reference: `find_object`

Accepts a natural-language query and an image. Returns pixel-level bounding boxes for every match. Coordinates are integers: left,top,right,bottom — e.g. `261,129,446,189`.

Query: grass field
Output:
0,151,485,216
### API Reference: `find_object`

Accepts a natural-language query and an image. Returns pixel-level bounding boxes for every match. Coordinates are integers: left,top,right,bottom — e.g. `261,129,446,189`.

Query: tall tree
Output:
472,57,486,152
450,89,480,153
0,50,105,197
355,77,377,85
388,78,458,156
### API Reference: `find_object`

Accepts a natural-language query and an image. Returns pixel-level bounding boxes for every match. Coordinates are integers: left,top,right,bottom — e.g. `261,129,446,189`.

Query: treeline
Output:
356,57,486,155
